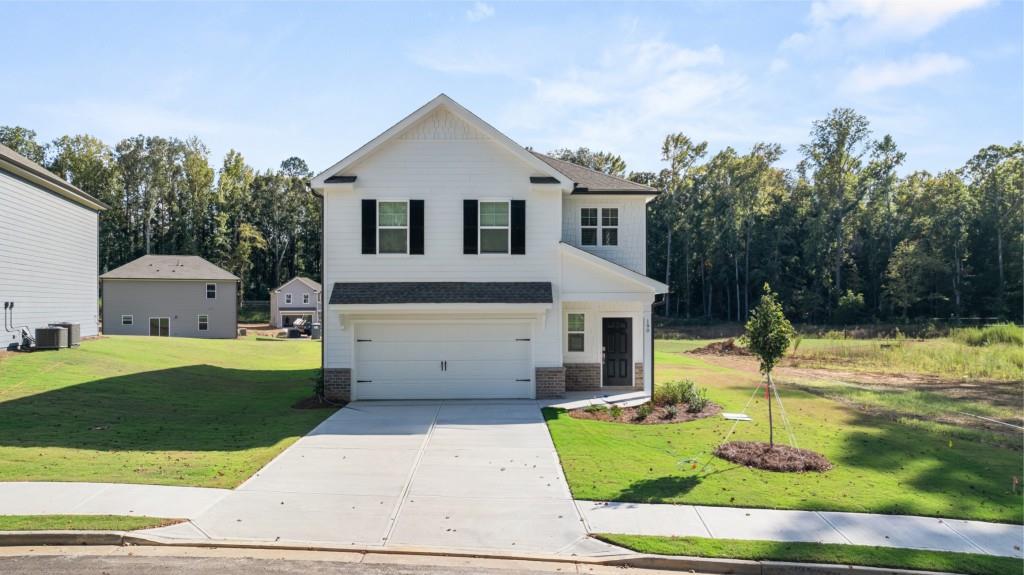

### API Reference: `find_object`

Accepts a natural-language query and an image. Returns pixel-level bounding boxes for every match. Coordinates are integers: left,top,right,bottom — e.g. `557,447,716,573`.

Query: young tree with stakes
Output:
744,284,795,447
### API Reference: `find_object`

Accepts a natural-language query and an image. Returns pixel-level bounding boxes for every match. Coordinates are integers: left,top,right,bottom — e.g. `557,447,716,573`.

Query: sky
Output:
2,0,1021,176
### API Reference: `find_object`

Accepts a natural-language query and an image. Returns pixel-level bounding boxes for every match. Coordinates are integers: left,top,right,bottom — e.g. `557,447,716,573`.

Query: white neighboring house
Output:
270,276,322,328
310,95,667,401
0,143,107,348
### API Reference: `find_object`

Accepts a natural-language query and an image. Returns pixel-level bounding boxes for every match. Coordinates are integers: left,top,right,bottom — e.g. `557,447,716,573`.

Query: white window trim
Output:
198,314,209,331
285,293,292,304
478,198,511,256
581,207,619,246
567,312,585,352
377,199,410,256
601,207,619,246
206,283,217,299
303,293,310,304
121,315,133,326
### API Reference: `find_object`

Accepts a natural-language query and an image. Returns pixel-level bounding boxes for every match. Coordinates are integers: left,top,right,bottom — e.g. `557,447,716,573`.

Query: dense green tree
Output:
548,147,627,177
0,126,46,164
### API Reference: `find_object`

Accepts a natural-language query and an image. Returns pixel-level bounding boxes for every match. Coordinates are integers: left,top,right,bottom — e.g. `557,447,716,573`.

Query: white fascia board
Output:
328,302,552,314
310,94,570,190
560,242,669,294
560,291,656,304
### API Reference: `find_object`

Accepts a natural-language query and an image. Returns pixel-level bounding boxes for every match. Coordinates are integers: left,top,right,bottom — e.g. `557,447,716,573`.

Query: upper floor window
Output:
285,293,292,304
206,283,216,299
602,208,618,246
567,313,585,352
378,201,409,254
580,207,618,246
303,293,310,304
479,201,510,254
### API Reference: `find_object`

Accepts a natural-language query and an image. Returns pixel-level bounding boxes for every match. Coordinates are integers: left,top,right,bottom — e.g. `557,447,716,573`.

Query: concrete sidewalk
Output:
579,500,1024,558
0,482,228,519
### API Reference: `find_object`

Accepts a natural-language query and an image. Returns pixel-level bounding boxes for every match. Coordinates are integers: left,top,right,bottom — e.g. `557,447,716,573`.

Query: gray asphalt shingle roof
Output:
530,151,658,194
100,255,239,281
330,282,553,305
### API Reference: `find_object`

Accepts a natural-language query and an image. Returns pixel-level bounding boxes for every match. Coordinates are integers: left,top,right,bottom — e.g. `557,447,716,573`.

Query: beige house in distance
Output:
100,255,239,339
270,276,322,329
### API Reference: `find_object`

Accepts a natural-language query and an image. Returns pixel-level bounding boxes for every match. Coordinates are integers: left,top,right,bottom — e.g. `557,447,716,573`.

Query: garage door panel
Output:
354,321,534,400
356,341,530,362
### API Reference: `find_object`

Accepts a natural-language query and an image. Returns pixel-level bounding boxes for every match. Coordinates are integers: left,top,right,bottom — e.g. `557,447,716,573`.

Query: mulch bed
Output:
291,396,346,410
568,402,721,424
689,338,751,356
715,441,832,472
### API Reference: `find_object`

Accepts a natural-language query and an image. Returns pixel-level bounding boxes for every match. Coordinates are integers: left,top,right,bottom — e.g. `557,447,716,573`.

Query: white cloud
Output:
842,52,968,93
769,58,790,73
465,2,494,22
810,0,991,39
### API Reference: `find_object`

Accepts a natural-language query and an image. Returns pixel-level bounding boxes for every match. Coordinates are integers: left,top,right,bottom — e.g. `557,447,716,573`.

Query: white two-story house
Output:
311,95,667,401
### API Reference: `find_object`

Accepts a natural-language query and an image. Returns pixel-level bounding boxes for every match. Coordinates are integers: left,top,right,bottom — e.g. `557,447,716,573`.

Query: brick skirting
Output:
634,362,644,389
324,368,352,402
565,363,601,391
535,367,565,399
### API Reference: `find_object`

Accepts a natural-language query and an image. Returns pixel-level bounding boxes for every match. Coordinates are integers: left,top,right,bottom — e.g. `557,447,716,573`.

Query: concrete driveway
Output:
154,400,611,555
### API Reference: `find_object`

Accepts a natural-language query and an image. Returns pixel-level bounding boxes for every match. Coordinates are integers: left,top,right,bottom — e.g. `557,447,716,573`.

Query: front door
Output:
149,317,169,337
602,318,632,387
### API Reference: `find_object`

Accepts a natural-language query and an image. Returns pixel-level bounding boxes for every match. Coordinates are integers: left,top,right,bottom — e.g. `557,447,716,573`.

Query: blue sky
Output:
2,1,1021,176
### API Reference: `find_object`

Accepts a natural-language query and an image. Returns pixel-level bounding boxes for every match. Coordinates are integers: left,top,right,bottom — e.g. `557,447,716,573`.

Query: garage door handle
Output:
357,379,372,383
516,378,531,382
516,338,531,341
357,339,372,342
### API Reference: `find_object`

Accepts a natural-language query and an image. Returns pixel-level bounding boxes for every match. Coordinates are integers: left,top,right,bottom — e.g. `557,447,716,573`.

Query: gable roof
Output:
530,152,658,195
100,255,239,281
559,243,668,293
310,94,570,191
0,143,109,211
275,276,322,292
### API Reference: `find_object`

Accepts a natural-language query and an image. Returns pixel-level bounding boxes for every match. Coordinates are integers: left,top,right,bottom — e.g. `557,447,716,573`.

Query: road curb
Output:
0,531,966,575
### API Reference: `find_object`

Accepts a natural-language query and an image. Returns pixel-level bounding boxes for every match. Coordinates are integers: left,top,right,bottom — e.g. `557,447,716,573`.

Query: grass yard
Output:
545,338,1023,523
0,515,179,531
0,336,333,488
597,535,1021,575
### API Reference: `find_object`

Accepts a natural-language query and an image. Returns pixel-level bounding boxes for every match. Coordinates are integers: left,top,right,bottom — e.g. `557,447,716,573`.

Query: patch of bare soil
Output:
291,396,345,410
689,338,751,356
568,402,721,424
715,441,832,472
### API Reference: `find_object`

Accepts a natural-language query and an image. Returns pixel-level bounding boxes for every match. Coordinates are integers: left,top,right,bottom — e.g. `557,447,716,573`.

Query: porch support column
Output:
643,308,653,395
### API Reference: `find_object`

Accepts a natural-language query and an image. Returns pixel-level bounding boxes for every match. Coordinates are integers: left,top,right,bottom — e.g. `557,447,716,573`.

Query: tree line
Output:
552,108,1022,323
4,105,1021,322
0,127,319,303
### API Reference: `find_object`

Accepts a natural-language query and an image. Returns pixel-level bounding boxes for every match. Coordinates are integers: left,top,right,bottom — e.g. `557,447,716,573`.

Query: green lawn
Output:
545,339,1023,523
0,515,179,531
0,336,334,488
597,535,1021,575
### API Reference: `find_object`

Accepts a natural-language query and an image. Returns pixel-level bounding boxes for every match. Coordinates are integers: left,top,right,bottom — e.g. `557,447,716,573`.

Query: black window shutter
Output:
410,200,425,255
511,199,526,255
463,199,478,254
361,199,376,254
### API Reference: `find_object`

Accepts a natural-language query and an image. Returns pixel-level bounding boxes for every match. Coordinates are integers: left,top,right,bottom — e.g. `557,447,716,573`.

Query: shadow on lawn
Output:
0,364,325,452
613,475,702,502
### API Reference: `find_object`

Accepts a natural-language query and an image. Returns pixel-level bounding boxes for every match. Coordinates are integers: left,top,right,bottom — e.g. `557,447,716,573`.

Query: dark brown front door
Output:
602,318,632,386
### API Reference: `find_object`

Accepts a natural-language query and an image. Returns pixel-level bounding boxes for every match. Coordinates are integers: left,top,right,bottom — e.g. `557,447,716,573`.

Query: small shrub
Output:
634,403,653,421
662,405,678,420
791,335,803,355
609,405,623,420
835,290,866,324
686,388,710,413
654,379,696,406
824,329,847,340
583,404,608,414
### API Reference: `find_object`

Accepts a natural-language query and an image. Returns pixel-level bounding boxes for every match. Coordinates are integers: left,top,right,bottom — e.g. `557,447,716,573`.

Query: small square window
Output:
581,228,597,246
580,208,598,227
206,283,216,299
602,228,618,246
198,315,209,331
121,315,133,326
303,293,310,304
568,313,585,352
602,208,618,227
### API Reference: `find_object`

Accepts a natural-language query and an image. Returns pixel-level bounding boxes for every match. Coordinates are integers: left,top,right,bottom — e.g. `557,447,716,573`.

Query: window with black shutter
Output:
361,199,377,254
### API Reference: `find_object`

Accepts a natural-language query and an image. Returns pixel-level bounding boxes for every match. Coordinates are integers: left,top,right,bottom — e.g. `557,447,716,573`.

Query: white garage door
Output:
354,322,533,400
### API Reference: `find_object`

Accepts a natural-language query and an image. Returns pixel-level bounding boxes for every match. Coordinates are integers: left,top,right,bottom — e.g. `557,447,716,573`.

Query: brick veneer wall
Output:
535,367,565,399
634,362,644,390
324,368,352,402
565,363,601,391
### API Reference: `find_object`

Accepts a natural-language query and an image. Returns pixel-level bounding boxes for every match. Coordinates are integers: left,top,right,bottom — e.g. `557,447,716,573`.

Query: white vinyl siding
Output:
562,195,647,274
0,169,100,346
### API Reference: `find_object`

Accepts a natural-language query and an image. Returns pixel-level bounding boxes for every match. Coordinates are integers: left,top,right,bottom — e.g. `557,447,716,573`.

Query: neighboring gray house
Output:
269,276,322,328
100,255,239,339
1,143,108,348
